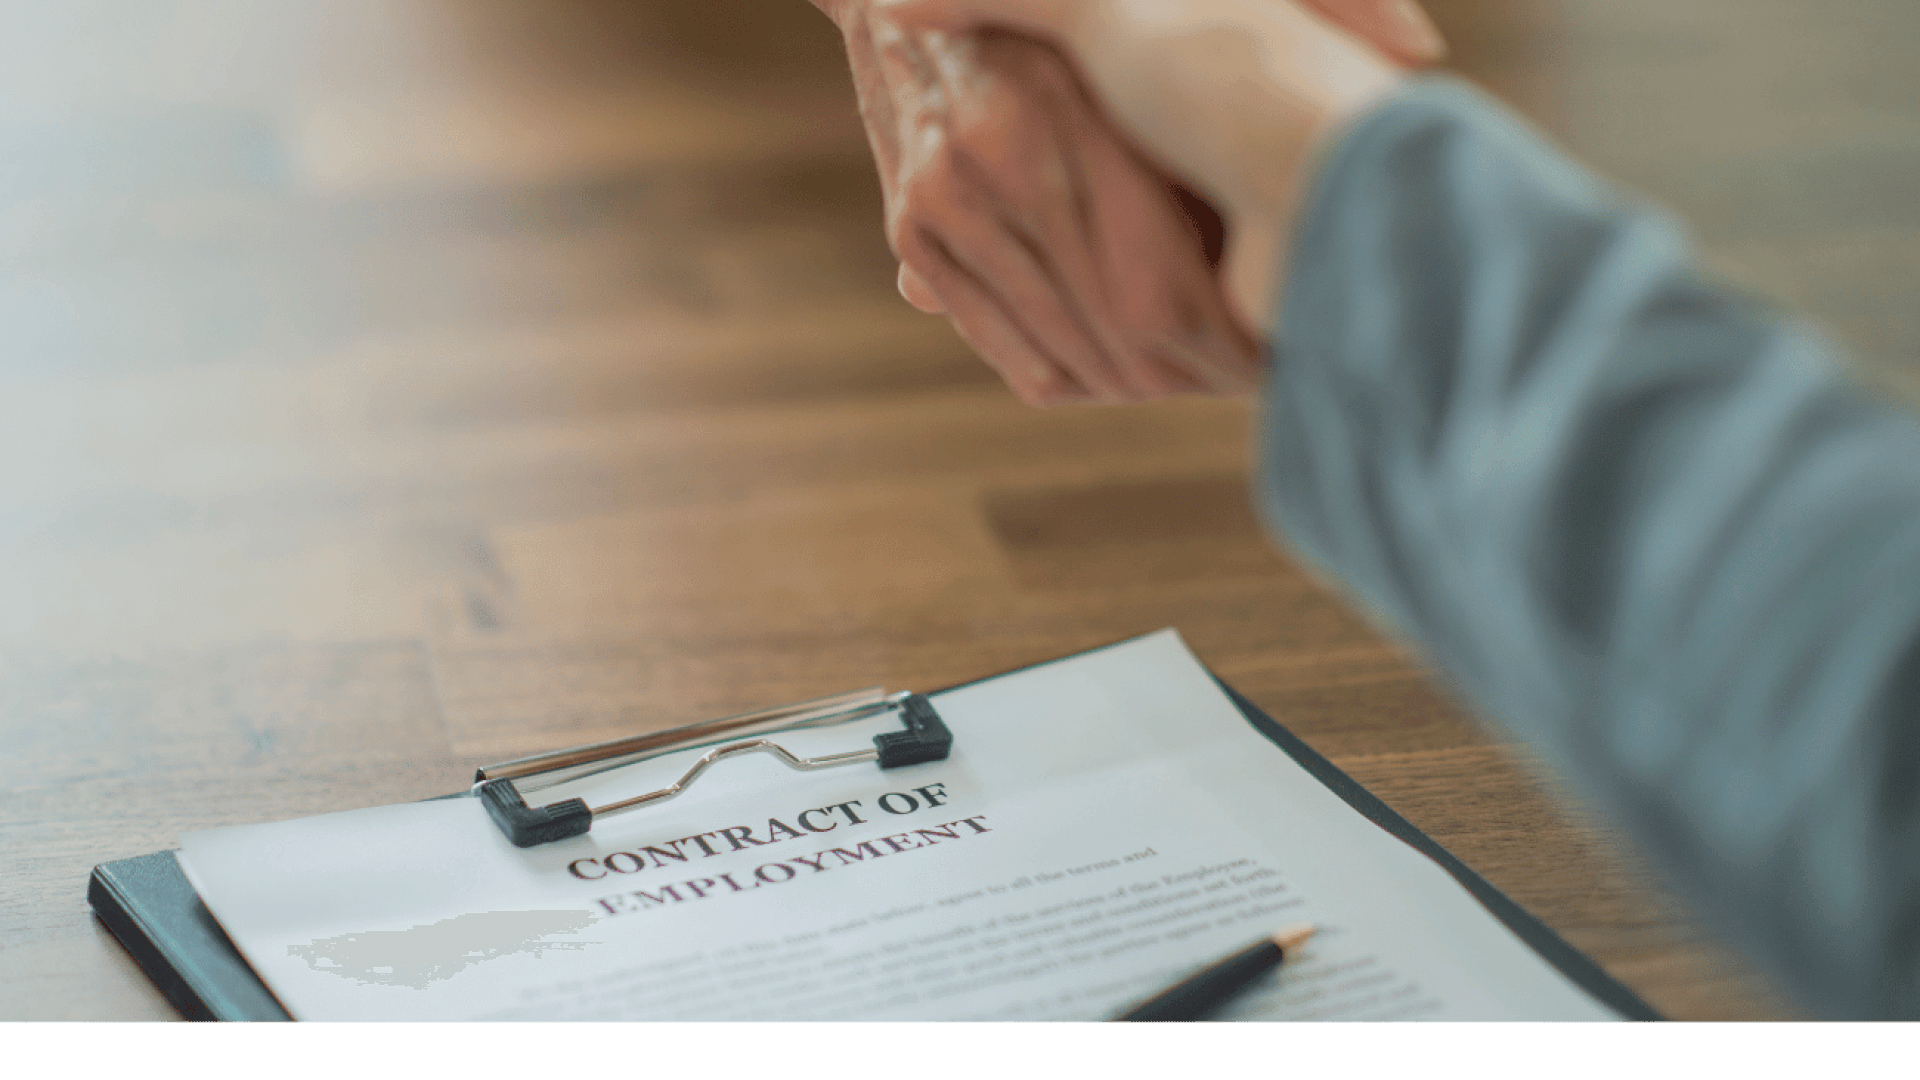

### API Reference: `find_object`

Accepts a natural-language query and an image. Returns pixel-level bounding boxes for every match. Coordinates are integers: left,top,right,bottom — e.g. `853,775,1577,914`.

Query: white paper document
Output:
177,630,1621,1020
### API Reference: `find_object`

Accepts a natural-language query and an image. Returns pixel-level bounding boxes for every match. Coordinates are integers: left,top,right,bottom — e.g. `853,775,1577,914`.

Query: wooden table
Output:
6,0,1913,1021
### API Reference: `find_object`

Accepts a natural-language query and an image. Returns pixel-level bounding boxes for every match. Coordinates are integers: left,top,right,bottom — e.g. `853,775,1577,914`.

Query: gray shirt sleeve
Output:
1257,74,1920,1018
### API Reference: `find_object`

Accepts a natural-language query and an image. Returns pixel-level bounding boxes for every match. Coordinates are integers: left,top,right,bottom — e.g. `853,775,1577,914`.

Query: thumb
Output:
1220,215,1287,342
1299,0,1446,66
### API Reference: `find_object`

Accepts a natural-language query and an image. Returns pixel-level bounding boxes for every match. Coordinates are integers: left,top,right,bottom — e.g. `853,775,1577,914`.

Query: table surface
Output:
5,0,1915,1021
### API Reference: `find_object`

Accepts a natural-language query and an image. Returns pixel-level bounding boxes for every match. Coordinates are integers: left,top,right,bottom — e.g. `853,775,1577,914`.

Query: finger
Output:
1142,290,1265,396
1065,109,1257,395
1170,257,1269,394
1119,203,1267,393
898,263,946,313
974,34,1257,395
926,33,1175,400
903,226,1089,406
1145,348,1208,394
1298,0,1446,66
840,12,906,184
1154,183,1268,390
1068,117,1207,396
871,23,1076,390
981,33,1258,398
1216,195,1295,340
1157,324,1265,395
878,38,1135,401
910,178,1132,401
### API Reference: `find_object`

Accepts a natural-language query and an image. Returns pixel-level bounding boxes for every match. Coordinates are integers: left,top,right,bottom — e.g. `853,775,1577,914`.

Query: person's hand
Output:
809,0,1440,404
877,0,1412,340
827,7,1263,404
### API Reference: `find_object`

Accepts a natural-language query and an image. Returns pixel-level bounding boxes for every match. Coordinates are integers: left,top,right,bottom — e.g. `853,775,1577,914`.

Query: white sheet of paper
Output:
176,630,1619,1020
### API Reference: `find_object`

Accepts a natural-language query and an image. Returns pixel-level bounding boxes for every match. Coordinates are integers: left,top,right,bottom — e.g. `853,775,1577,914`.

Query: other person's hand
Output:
825,6,1262,404
877,0,1413,339
809,0,1439,404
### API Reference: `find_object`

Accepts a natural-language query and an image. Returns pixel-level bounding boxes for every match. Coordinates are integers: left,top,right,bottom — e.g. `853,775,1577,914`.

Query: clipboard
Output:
87,643,1662,1021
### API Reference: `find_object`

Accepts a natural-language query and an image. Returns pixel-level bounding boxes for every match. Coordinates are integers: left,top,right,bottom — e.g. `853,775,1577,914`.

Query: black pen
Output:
1114,925,1317,1021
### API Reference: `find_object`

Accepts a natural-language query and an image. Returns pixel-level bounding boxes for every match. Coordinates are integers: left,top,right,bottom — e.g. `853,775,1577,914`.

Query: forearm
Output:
1259,75,1920,1018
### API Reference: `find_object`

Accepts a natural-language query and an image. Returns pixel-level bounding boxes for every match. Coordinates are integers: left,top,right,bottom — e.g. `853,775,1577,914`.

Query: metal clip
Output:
473,689,952,847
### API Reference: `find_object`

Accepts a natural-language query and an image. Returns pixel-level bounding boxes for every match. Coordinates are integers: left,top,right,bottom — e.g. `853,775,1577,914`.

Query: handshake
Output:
809,0,1445,405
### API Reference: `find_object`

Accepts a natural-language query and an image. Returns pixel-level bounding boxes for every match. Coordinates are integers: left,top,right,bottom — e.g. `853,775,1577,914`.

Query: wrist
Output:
1222,24,1404,232
1217,32,1404,336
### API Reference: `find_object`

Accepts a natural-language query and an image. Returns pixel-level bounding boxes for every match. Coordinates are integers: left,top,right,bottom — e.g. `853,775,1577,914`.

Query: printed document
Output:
177,630,1619,1020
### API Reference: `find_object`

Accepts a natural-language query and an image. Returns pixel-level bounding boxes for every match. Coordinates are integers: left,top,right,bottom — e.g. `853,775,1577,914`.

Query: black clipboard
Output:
88,649,1663,1022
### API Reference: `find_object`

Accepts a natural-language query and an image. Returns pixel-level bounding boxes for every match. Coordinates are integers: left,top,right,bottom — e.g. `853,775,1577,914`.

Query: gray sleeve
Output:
1256,74,1920,1018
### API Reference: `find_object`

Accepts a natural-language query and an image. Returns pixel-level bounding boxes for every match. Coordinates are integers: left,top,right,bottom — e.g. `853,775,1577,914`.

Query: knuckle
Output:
1160,287,1210,340
883,213,917,260
1114,360,1170,400
885,212,939,269
945,95,1029,165
902,166,948,212
1111,292,1170,339
1113,275,1208,343
945,110,1002,168
891,168,958,225
900,144,965,209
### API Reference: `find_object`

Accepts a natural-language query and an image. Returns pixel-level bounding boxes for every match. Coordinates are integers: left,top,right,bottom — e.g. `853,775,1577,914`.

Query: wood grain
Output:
6,0,1910,1020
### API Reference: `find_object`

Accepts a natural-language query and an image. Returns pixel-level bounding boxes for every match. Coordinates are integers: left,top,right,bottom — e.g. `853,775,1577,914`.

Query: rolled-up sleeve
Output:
1257,75,1920,1018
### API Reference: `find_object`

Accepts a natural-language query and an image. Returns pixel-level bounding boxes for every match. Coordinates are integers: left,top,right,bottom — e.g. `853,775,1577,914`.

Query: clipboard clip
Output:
472,689,953,847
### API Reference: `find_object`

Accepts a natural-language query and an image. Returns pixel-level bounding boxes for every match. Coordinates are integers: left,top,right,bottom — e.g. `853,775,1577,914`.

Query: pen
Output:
1114,924,1317,1021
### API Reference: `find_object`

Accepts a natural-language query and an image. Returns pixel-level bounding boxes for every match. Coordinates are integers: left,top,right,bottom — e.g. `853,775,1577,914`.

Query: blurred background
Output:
2,0,1915,1019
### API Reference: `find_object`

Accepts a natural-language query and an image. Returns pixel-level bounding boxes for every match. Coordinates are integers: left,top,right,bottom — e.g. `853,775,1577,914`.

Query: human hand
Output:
827,8,1263,404
876,0,1413,339
808,0,1439,404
